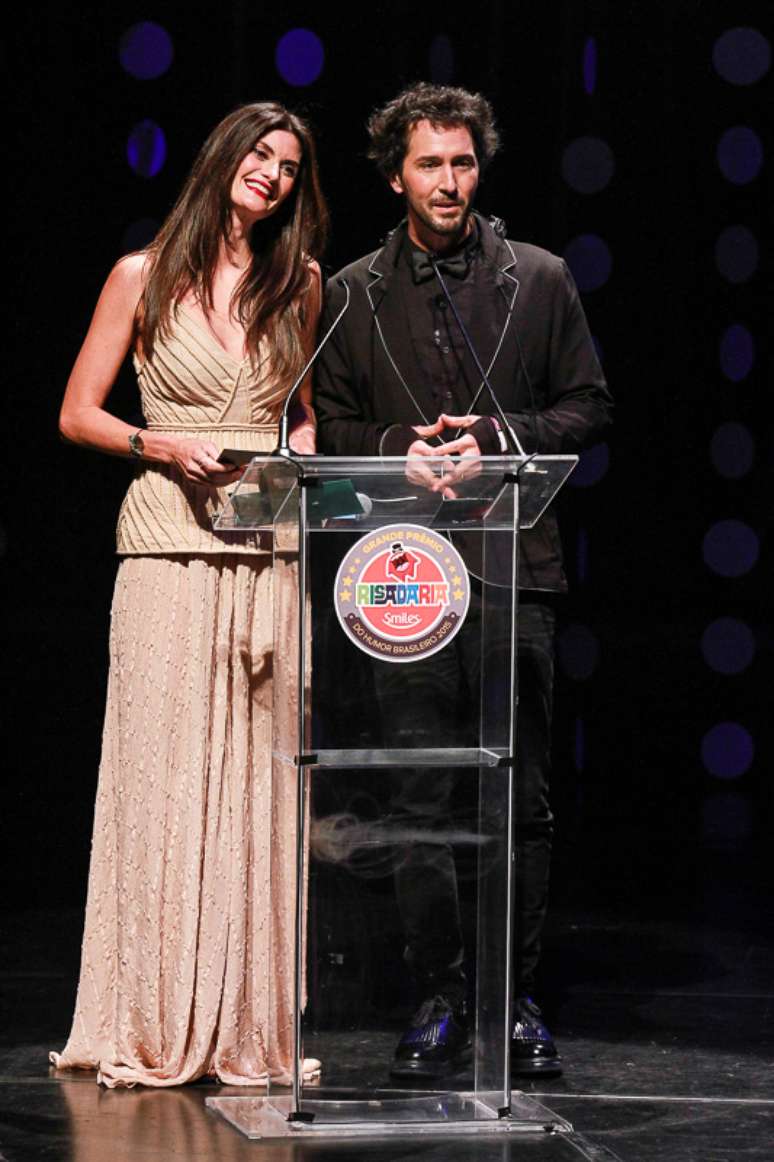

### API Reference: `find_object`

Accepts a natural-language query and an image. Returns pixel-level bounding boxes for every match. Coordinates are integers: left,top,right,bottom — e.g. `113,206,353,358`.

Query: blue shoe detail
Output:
391,995,471,1079
511,995,562,1077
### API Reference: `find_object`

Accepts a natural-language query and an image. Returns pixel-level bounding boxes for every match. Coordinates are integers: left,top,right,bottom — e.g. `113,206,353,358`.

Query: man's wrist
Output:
469,416,502,455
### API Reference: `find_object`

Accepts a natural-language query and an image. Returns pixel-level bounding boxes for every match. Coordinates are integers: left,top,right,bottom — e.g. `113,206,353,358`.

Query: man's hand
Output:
404,417,455,495
410,417,446,442
405,439,454,496
430,413,490,498
433,413,488,457
401,414,496,497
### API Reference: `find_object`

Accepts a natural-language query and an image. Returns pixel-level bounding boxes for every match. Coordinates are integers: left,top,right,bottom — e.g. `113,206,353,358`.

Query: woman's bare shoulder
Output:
108,251,152,293
95,251,153,321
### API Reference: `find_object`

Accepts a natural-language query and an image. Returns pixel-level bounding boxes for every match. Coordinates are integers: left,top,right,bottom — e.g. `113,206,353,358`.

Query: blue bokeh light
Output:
127,121,167,178
429,33,454,83
275,28,324,86
717,126,764,184
563,234,612,292
710,421,754,479
703,519,759,578
713,27,771,86
583,36,597,95
719,323,755,382
561,136,615,194
701,617,756,675
119,22,173,80
714,224,759,283
701,722,754,779
558,624,600,681
569,442,609,488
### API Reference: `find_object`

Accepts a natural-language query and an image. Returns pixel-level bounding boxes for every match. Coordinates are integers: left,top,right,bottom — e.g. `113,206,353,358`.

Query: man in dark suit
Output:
315,83,612,1079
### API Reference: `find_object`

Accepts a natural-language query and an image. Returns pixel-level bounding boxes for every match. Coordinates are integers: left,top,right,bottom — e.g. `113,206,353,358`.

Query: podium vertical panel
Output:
268,458,305,1093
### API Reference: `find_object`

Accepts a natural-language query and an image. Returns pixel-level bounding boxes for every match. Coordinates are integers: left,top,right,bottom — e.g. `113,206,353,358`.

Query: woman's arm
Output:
288,261,322,455
60,254,241,486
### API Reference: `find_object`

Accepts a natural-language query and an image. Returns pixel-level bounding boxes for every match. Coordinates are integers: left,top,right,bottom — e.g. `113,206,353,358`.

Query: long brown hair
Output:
140,102,329,386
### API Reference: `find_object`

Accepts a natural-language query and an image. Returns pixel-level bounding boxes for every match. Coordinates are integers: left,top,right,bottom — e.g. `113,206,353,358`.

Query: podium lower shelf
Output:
290,747,512,768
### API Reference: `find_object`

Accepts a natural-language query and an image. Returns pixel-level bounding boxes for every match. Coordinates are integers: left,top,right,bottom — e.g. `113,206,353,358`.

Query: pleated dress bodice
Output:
117,307,288,555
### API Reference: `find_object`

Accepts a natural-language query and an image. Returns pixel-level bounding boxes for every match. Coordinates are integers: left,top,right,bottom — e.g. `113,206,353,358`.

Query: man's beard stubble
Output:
414,199,472,243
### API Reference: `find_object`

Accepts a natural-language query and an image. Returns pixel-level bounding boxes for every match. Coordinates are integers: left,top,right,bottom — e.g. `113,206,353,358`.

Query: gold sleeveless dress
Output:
50,309,305,1087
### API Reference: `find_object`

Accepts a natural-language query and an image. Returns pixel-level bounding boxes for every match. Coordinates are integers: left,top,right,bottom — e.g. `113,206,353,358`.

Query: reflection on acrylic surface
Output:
311,808,500,881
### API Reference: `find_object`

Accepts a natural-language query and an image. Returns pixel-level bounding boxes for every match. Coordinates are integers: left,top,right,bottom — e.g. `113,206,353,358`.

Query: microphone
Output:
275,277,351,457
429,258,527,459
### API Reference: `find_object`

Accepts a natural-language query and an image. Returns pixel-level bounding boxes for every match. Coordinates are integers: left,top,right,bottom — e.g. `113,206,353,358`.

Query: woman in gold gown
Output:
50,102,328,1088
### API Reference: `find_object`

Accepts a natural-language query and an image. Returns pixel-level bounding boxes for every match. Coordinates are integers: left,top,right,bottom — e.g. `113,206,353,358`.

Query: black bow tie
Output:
410,248,471,284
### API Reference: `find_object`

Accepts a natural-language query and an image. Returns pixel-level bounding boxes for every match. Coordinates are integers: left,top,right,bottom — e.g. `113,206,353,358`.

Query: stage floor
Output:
1,893,772,1162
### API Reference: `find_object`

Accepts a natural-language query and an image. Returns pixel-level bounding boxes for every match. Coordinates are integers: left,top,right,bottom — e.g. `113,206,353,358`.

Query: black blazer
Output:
314,214,613,591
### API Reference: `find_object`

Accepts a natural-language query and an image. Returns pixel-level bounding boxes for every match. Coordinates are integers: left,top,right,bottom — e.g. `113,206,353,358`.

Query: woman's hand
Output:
289,422,316,455
289,401,316,455
170,439,244,486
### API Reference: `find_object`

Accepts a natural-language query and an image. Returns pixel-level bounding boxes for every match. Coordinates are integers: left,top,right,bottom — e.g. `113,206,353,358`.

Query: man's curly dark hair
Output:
367,82,500,179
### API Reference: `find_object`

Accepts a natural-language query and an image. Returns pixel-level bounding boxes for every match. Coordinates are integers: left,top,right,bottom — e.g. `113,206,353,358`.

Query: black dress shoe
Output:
511,996,562,1077
390,995,472,1079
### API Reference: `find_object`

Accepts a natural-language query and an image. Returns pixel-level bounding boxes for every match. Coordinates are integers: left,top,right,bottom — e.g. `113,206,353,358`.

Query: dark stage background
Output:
4,0,771,960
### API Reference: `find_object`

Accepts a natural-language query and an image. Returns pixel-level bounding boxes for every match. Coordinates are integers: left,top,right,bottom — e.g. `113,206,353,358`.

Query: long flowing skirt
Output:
50,553,302,1088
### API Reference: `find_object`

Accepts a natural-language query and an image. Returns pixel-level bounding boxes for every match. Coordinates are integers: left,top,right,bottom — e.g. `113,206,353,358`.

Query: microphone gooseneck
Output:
275,277,351,457
429,257,527,460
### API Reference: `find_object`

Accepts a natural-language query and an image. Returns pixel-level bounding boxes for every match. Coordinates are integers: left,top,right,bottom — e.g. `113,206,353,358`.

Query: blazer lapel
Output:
475,217,520,388
365,227,439,425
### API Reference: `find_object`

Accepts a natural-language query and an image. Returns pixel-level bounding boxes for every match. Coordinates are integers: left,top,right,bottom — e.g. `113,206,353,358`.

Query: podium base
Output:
205,1089,572,1141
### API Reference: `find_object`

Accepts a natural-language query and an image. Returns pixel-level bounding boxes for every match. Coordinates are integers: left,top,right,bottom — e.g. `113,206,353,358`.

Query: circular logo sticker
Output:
334,524,470,663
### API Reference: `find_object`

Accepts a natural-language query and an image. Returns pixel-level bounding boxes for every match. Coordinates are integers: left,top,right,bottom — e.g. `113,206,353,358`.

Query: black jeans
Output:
373,597,556,1004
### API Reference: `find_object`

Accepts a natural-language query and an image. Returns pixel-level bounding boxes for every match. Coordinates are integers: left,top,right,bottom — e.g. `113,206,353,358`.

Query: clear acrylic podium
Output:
206,453,576,1141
